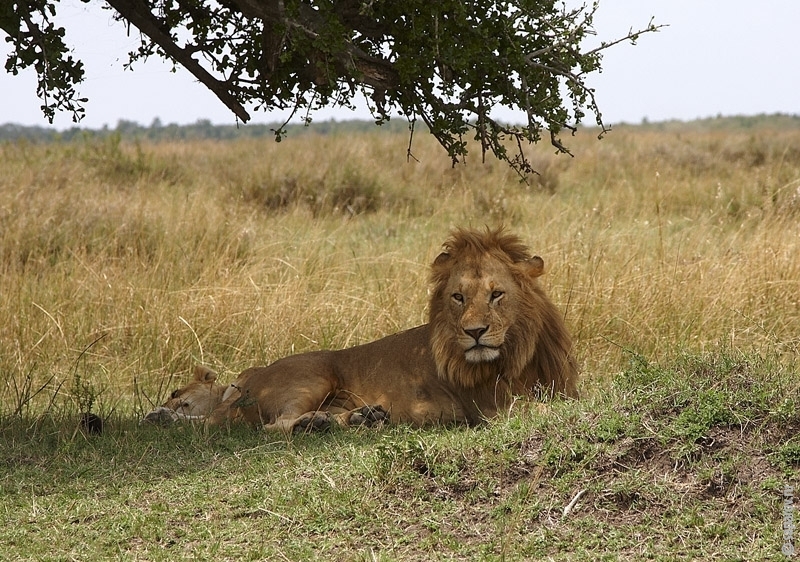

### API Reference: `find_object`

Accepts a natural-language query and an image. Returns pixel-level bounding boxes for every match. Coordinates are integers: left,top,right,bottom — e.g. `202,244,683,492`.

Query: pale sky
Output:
1,1,798,129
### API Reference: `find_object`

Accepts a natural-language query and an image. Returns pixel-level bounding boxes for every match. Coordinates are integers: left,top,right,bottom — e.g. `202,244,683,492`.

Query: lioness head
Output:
143,365,227,424
429,226,563,390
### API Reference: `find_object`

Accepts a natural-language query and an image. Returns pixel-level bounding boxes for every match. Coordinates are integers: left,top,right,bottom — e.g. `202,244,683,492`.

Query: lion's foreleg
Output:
263,411,333,435
261,404,390,435
335,405,390,428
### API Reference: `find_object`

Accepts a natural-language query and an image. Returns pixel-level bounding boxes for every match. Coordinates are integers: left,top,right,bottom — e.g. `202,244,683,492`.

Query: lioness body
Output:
148,227,578,433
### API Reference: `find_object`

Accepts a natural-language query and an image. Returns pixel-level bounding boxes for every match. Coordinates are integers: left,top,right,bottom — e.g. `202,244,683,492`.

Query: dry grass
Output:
1,124,799,417
2,122,800,561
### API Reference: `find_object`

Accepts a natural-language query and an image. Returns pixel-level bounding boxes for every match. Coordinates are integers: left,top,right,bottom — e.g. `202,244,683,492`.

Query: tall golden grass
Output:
1,124,799,416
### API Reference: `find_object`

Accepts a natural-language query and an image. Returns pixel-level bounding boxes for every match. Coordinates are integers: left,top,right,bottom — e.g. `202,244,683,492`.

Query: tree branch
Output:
105,0,251,122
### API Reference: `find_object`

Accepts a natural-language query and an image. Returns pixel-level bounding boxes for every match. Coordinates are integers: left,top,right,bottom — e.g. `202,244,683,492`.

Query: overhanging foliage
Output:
2,0,660,176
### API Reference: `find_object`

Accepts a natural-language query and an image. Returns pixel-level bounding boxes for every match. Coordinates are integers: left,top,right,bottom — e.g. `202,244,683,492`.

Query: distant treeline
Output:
624,113,800,133
1,113,798,143
0,117,416,143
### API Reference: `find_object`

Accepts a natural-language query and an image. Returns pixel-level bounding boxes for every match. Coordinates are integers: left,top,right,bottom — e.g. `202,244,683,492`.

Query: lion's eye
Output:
452,293,464,304
490,290,504,302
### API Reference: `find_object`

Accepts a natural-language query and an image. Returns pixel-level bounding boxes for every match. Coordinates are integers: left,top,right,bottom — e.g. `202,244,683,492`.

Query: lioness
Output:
144,227,578,433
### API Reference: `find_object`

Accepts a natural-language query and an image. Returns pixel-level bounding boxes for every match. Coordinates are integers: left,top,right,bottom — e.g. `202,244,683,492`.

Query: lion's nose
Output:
464,326,488,343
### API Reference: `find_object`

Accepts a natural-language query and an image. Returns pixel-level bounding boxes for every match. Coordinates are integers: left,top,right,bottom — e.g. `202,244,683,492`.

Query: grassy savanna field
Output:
1,118,800,560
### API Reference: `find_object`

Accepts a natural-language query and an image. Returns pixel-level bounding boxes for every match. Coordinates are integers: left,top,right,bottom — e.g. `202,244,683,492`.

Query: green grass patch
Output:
2,349,796,560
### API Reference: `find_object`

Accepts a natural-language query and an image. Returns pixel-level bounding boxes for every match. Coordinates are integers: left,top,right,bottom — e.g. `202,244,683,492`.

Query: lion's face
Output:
428,228,547,388
162,381,223,418
443,255,532,363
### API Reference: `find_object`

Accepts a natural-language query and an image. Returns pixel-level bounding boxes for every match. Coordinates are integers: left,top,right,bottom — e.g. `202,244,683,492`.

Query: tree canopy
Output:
1,0,659,175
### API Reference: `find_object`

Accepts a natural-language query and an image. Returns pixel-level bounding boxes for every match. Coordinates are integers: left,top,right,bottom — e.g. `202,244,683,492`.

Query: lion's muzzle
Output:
461,324,502,363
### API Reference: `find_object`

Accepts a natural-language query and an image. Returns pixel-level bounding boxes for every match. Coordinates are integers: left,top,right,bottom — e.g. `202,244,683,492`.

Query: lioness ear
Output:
193,364,218,383
521,256,545,278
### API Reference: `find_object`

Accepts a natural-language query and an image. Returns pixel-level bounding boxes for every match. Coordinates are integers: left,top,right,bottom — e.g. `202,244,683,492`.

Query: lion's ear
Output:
433,252,451,266
521,256,545,278
193,364,218,383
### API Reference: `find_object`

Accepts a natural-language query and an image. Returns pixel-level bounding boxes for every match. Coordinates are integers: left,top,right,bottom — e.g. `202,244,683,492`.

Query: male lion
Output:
144,227,578,433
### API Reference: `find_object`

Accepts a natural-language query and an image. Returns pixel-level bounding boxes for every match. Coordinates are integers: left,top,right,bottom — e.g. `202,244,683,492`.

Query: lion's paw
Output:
349,405,390,428
141,406,180,426
292,411,333,434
